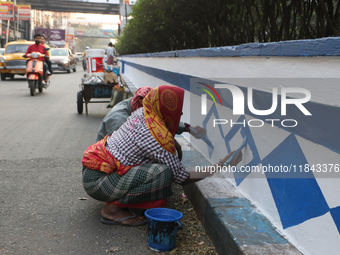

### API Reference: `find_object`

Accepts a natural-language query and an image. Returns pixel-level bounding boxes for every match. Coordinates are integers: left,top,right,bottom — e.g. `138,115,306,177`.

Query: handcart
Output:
77,74,132,116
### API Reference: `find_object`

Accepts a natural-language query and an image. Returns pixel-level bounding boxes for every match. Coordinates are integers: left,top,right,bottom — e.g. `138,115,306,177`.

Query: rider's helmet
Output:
85,46,90,49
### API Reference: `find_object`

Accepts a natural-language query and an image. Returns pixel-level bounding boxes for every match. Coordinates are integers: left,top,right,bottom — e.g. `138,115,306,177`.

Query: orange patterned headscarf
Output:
82,135,135,175
143,85,184,154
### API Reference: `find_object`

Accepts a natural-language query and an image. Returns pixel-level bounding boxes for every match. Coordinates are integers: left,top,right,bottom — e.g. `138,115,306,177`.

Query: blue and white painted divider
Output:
119,37,340,255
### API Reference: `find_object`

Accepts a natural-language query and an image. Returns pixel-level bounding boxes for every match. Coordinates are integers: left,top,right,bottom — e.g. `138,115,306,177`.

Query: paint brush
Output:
224,136,247,166
189,126,214,149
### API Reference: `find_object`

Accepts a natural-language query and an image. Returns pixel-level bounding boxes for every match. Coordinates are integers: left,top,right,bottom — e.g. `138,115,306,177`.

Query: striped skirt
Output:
82,164,173,204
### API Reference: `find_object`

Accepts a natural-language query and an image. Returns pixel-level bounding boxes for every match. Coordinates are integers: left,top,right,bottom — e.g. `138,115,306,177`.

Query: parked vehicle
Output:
50,48,76,73
0,40,34,80
26,52,49,96
75,52,83,63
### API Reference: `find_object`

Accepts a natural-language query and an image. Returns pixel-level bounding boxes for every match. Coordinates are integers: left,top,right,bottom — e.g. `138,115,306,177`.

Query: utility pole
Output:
5,20,9,44
45,14,50,44
125,2,127,23
47,23,50,44
118,14,121,35
14,0,17,40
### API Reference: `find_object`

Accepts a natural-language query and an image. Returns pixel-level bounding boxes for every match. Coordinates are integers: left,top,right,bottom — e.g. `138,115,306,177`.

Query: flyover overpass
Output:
15,0,119,15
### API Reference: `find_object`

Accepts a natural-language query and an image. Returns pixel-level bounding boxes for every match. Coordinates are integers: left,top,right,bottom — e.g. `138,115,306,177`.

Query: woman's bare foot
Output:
101,203,145,225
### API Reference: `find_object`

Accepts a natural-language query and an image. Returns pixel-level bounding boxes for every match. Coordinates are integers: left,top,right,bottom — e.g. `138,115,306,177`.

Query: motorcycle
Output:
25,52,49,96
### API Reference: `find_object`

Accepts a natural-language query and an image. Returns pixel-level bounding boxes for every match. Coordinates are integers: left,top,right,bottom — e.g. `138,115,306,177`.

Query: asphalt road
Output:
0,65,154,255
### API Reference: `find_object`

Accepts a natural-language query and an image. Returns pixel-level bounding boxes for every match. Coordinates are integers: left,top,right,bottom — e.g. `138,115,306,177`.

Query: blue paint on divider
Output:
208,197,288,245
262,134,330,229
121,61,193,91
180,149,212,170
122,37,340,58
121,60,125,73
330,206,340,234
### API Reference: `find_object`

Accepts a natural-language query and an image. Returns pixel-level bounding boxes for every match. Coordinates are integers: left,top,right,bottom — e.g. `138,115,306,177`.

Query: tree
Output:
116,0,340,55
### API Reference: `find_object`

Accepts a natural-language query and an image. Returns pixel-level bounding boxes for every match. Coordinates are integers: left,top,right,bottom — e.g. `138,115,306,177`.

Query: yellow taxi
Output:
0,40,34,80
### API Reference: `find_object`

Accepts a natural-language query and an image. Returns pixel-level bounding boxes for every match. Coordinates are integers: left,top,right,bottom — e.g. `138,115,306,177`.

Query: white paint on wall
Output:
285,212,340,255
120,54,340,255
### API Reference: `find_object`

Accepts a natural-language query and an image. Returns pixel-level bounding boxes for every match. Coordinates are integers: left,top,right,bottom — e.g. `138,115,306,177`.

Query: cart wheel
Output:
77,91,83,114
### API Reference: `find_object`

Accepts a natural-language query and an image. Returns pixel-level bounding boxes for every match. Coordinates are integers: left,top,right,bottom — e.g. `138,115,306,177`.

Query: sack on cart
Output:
105,71,118,85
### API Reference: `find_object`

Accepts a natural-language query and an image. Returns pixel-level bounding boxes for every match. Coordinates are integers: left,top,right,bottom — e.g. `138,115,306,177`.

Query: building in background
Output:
0,1,31,47
1,2,118,51
31,10,75,31
67,13,118,52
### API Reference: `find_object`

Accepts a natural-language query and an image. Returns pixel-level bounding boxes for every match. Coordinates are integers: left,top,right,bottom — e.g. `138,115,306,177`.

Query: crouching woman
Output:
82,85,241,227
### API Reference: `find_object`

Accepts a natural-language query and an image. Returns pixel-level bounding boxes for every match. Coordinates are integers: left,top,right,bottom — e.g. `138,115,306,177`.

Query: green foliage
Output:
116,0,340,55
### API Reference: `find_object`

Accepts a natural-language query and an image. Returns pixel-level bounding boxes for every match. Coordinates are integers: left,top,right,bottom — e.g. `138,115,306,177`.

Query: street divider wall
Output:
118,37,340,255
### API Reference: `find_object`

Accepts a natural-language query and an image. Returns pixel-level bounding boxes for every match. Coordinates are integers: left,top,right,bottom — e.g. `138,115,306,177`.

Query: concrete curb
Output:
120,73,137,94
176,136,303,255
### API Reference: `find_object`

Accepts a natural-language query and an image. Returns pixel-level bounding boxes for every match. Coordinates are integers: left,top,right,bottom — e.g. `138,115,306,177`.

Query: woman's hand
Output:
188,125,206,139
217,150,243,167
174,139,182,161
230,150,242,166
180,149,243,186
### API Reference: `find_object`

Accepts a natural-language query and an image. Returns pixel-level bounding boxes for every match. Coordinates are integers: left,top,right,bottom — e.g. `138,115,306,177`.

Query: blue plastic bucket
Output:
145,208,184,252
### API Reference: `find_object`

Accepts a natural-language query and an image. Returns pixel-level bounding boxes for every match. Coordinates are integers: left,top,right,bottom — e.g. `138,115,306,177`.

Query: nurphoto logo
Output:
199,82,312,128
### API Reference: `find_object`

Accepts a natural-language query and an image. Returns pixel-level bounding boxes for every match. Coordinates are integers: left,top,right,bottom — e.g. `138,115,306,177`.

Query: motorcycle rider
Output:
24,34,49,87
40,34,53,79
82,46,90,57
